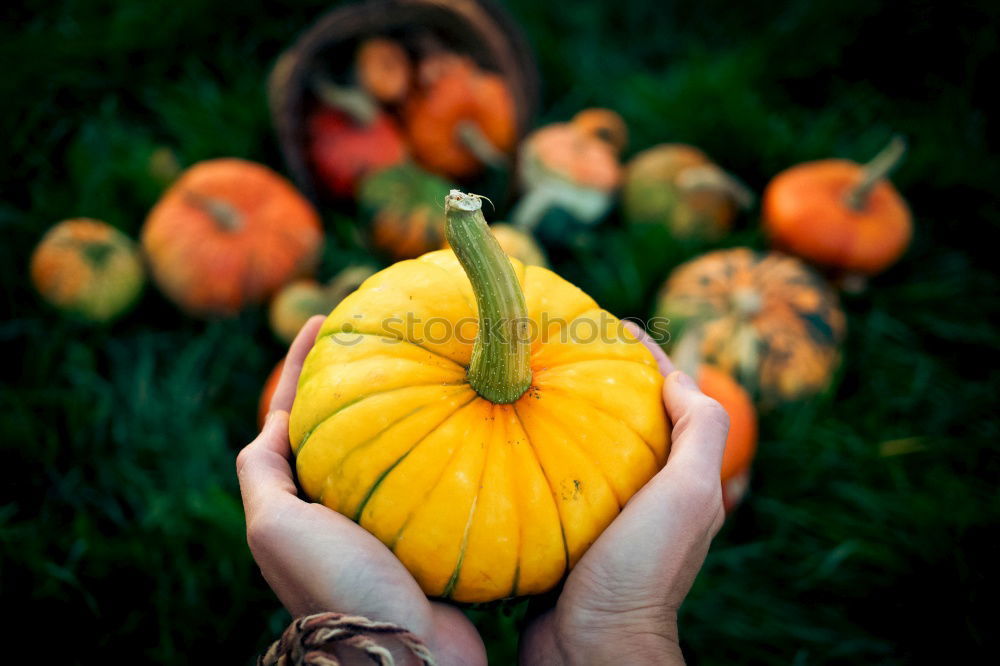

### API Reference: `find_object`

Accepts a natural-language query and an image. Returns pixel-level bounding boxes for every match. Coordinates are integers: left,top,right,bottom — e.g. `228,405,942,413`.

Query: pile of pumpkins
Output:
30,23,913,558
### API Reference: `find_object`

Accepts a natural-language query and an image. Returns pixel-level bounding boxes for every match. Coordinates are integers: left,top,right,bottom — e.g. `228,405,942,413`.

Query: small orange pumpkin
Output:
258,359,285,429
512,119,622,232
269,266,376,344
30,218,145,323
359,162,455,260
623,144,752,241
697,365,757,512
763,136,911,277
656,248,846,404
355,37,412,104
142,158,323,316
570,108,628,155
404,54,516,179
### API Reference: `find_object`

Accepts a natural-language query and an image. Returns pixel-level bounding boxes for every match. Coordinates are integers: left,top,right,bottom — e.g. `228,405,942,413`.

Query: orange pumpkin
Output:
269,266,376,344
571,108,628,155
142,158,323,316
404,54,516,179
511,120,621,232
623,144,752,241
697,365,757,512
258,359,285,429
30,218,145,323
355,37,412,104
656,248,846,404
763,137,910,276
359,162,455,260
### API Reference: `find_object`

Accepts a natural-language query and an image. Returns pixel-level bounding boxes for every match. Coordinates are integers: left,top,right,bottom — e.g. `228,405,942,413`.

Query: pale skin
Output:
238,316,728,665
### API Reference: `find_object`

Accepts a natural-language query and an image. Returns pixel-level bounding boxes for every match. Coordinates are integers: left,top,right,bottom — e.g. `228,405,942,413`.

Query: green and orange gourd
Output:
289,191,669,602
623,144,752,241
359,162,455,260
30,218,145,323
657,247,846,405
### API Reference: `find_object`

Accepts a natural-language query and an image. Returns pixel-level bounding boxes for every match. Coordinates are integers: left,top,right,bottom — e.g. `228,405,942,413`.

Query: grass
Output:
1,0,998,663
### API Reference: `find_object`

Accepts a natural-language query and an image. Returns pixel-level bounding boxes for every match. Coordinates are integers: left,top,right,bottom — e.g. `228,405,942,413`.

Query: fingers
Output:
661,370,728,485
623,320,675,377
269,315,326,414
237,410,298,517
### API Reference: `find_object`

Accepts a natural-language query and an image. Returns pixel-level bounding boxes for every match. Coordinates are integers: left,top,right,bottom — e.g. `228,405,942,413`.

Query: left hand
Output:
237,316,486,666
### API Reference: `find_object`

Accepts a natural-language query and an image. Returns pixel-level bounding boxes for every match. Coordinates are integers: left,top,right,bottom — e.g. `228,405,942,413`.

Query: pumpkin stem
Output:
312,74,378,126
675,164,755,209
184,191,243,232
845,135,906,211
456,121,509,169
445,190,532,404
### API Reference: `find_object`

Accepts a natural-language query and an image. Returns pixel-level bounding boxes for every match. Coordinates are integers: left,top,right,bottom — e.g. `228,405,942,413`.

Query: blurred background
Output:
1,0,998,663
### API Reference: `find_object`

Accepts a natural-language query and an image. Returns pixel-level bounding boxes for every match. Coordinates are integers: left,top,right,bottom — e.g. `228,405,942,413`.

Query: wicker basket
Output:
268,0,539,201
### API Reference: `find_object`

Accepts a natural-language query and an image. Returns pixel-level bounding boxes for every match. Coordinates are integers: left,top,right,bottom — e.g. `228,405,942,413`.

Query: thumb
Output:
661,370,729,484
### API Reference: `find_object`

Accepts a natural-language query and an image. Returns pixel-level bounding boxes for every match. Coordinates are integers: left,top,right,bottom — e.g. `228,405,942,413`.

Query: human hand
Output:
520,321,729,665
237,316,486,666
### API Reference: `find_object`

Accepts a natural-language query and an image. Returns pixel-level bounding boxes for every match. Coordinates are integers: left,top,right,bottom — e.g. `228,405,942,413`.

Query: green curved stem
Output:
846,135,906,211
445,190,532,404
184,191,243,231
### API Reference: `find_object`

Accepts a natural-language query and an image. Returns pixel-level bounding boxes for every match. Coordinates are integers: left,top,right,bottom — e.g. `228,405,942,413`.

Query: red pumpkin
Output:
307,104,408,199
763,137,911,276
142,158,323,316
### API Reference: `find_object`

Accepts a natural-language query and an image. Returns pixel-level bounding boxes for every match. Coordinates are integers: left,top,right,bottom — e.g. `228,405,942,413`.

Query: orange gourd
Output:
512,119,622,232
696,365,757,512
570,108,628,155
656,248,845,404
623,144,752,241
142,158,323,316
258,359,285,429
289,191,669,602
404,54,516,179
763,137,911,276
30,218,145,323
355,37,412,104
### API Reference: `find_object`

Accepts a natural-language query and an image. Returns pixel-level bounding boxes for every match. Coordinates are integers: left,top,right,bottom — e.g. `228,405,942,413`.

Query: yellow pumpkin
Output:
289,191,669,602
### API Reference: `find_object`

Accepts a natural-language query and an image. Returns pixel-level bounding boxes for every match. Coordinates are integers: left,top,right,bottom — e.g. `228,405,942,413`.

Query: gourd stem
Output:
311,75,378,126
456,121,508,169
445,190,532,403
846,135,906,211
184,191,243,231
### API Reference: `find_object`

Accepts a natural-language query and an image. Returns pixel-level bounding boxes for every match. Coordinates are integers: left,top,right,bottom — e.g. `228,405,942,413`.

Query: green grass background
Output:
1,0,998,663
